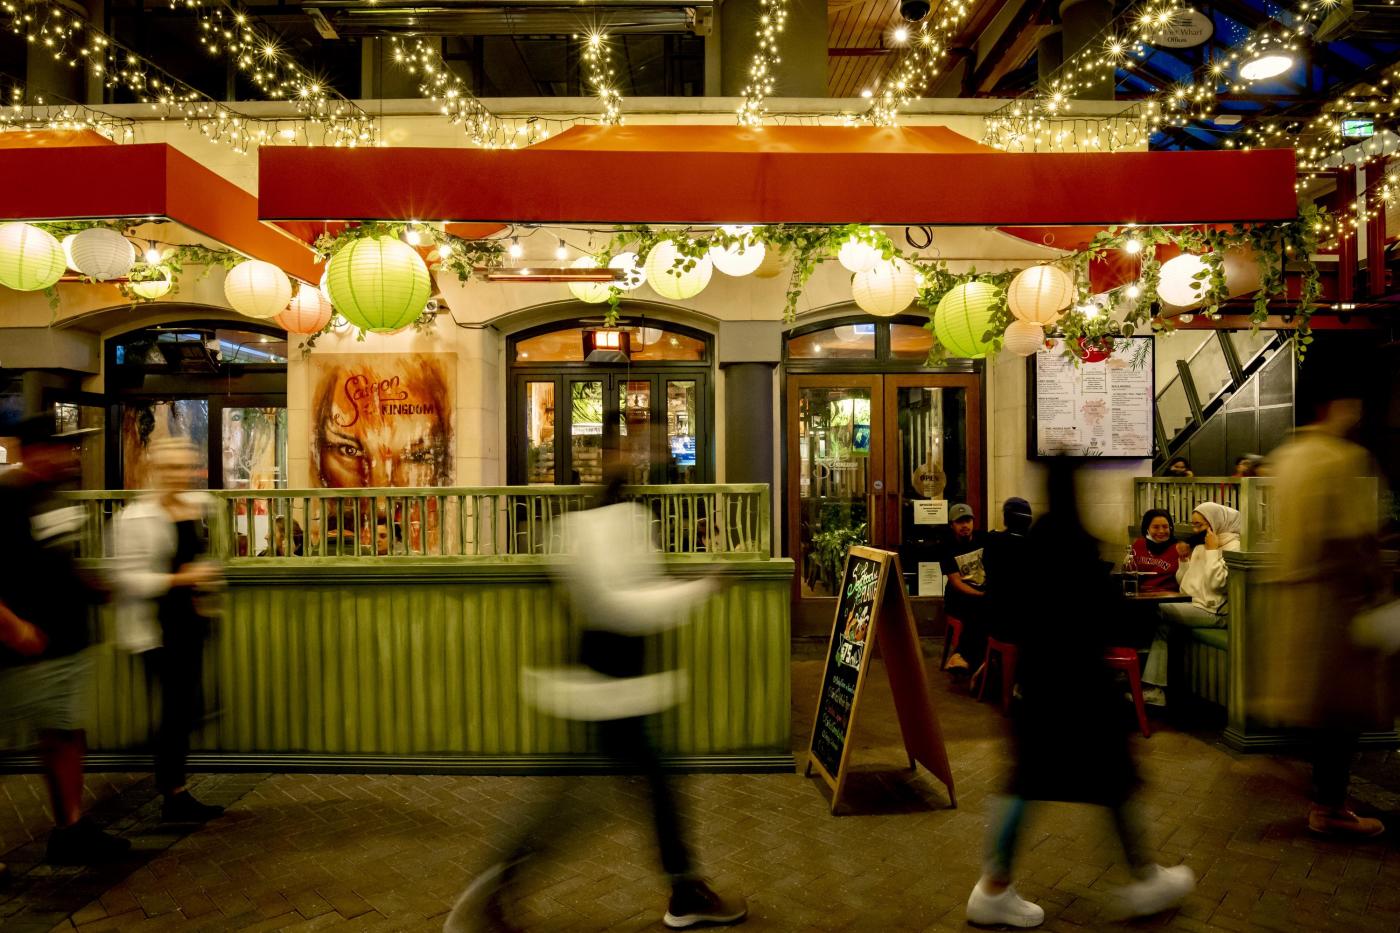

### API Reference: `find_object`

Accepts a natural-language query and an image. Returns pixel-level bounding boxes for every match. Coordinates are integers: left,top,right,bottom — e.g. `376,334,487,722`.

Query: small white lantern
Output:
1002,320,1046,357
645,239,713,300
277,283,334,334
752,247,786,279
1157,253,1209,309
851,257,918,317
224,258,293,319
838,235,880,274
709,225,766,277
66,227,136,281
319,270,334,306
610,251,647,292
0,222,66,292
1007,265,1073,325
568,256,610,304
130,270,173,300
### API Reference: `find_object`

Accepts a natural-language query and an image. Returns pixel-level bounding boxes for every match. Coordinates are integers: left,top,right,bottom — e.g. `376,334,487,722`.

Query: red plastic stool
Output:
940,616,964,670
1106,647,1152,738
976,638,1019,713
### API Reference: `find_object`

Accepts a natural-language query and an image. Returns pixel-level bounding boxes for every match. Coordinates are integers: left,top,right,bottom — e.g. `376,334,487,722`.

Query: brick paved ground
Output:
2,644,1398,932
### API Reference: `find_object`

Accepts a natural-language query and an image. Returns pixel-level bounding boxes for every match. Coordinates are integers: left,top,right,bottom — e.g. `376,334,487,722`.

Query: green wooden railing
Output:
1133,476,1277,551
65,484,772,560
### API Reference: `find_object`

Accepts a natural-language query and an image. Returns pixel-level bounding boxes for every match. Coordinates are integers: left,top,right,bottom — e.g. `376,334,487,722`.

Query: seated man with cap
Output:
941,502,988,673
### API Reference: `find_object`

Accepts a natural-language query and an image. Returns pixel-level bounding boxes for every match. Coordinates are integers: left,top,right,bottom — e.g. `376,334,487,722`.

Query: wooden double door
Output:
786,373,983,633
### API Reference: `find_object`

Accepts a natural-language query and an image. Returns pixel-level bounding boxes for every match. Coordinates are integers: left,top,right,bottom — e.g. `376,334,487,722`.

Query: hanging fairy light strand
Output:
864,0,976,125
0,0,375,150
579,30,623,125
388,36,548,148
0,79,137,141
738,0,788,126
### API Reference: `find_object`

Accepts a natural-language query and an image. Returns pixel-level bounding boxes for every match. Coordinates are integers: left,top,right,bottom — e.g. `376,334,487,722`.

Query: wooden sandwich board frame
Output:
805,546,956,814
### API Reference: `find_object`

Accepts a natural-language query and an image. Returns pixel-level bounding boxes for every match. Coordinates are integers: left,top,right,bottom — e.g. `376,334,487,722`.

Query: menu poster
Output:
811,553,882,781
1030,337,1154,458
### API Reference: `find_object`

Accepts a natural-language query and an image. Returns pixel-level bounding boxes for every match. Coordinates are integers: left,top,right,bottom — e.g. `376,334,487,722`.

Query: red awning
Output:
0,142,320,283
258,125,1297,227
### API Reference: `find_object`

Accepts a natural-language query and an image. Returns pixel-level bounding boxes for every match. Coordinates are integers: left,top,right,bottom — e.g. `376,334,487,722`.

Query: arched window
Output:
508,318,713,485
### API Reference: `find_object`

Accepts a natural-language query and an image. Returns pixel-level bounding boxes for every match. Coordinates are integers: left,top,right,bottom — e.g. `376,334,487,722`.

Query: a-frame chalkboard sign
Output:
805,546,956,814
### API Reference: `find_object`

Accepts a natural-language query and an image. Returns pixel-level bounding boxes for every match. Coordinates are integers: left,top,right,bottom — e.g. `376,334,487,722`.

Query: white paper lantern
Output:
1007,265,1073,325
0,222,66,292
1157,253,1209,309
224,258,293,319
319,270,334,305
709,226,766,277
645,239,713,300
752,247,786,279
568,256,610,304
277,283,334,334
1003,320,1046,357
66,227,135,281
838,235,880,274
130,270,172,300
610,251,647,292
851,257,918,317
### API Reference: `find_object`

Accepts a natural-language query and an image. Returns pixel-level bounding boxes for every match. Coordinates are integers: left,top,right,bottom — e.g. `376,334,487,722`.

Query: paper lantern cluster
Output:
934,281,1001,359
0,222,67,292
324,236,432,333
1006,265,1072,325
709,226,766,277
277,283,335,334
65,228,136,281
645,239,713,300
851,258,918,317
224,259,292,319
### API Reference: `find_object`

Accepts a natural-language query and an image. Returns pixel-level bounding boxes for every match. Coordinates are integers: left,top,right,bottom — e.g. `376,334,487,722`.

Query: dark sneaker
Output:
46,819,131,865
162,791,225,824
664,879,747,929
1308,807,1384,839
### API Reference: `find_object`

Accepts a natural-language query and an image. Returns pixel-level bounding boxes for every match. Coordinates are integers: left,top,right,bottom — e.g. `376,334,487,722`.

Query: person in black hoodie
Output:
964,461,1195,928
983,497,1033,646
0,414,128,865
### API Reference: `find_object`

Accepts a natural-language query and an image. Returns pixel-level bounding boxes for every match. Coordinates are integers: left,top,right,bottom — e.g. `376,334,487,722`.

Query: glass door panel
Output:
618,379,654,485
790,378,881,599
665,380,698,483
569,380,605,484
524,381,557,485
120,399,209,489
222,407,288,490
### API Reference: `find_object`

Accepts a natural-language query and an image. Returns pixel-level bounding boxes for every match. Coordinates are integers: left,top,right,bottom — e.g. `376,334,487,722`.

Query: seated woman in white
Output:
1141,502,1242,705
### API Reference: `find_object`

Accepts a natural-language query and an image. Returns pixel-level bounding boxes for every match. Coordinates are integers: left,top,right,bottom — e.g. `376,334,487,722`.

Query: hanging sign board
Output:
806,546,956,814
1155,10,1214,48
1029,336,1155,459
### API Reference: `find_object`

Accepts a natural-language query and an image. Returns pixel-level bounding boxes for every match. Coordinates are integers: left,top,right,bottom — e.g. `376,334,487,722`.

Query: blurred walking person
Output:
445,470,746,932
965,460,1194,928
0,414,128,864
112,437,225,823
1257,379,1391,839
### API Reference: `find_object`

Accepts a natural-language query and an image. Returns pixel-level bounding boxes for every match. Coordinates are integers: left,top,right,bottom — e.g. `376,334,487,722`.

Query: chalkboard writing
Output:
811,553,882,780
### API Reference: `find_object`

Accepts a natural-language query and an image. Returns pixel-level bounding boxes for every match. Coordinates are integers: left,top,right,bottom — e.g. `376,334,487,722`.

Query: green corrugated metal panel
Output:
80,563,791,760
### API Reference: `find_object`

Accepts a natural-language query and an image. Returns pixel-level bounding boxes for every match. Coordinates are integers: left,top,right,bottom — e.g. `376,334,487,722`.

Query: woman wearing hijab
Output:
1131,509,1180,594
1140,502,1242,706
965,460,1195,928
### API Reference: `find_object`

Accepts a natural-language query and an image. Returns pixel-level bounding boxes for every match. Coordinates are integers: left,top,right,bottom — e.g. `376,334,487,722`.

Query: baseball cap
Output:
950,503,974,522
1003,496,1032,518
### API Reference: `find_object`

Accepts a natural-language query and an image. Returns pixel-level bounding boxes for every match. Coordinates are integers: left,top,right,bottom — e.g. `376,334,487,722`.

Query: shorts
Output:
0,650,93,744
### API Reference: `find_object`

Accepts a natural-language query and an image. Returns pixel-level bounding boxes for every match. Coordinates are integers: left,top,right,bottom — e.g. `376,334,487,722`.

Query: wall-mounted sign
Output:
1155,10,1214,48
1029,337,1155,459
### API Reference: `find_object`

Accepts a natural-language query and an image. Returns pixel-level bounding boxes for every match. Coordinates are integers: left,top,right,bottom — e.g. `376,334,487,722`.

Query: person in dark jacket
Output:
0,414,129,865
983,497,1033,645
965,461,1195,928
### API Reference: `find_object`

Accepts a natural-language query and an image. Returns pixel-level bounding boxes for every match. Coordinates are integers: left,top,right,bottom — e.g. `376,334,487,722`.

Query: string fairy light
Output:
738,0,788,126
0,79,136,141
864,0,975,125
578,30,623,125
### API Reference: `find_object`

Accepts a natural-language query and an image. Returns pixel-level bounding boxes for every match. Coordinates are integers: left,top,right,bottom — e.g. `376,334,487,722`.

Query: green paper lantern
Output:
0,222,66,292
325,236,431,333
934,281,1001,359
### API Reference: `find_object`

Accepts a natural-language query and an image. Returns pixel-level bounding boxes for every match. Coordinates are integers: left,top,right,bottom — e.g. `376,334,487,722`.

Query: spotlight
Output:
1240,49,1295,81
892,25,910,43
899,0,930,22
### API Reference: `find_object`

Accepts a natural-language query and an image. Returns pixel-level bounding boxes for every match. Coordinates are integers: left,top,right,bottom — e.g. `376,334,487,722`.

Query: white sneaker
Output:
966,878,1045,928
1141,685,1167,707
1115,864,1196,918
443,861,513,933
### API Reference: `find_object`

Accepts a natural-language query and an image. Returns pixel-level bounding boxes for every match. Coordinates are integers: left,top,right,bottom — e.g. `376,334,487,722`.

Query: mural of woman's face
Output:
313,355,452,488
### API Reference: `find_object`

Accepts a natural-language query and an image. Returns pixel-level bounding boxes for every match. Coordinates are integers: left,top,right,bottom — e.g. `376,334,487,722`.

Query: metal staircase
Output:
1154,330,1293,474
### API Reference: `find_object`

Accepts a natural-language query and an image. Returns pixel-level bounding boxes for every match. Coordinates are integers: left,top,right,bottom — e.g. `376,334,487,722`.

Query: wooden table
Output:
1126,591,1191,603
